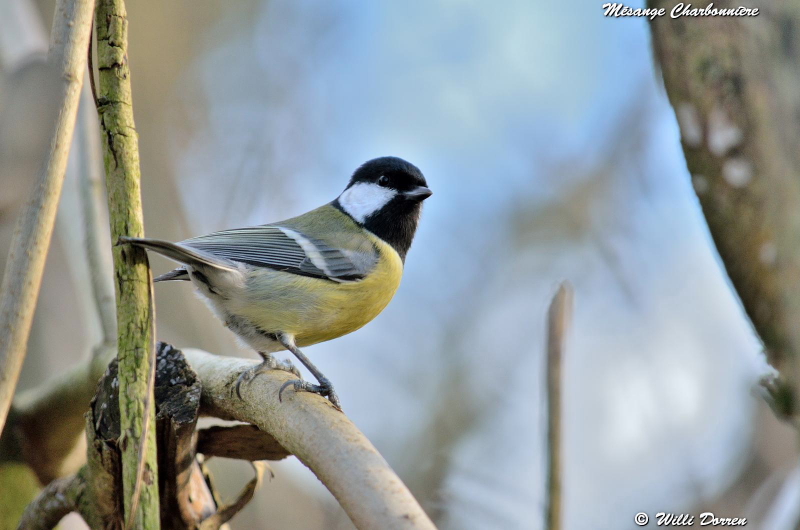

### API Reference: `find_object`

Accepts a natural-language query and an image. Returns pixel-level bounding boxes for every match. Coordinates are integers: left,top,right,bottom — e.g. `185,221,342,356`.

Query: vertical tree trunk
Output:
94,0,160,526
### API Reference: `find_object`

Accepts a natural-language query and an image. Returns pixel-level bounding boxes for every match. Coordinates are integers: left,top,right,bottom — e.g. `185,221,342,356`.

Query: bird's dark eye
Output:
378,175,389,187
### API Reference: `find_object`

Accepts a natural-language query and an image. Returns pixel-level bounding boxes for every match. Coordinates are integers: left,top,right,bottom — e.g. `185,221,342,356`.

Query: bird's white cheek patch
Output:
338,182,396,223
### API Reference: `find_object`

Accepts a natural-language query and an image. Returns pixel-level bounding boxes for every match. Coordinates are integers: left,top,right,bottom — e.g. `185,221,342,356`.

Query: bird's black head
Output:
334,156,431,261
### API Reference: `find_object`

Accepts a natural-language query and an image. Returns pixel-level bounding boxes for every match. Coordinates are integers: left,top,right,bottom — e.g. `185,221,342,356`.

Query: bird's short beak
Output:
403,186,433,201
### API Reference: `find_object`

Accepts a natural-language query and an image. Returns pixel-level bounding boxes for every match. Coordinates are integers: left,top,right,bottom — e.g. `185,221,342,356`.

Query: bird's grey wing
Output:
182,225,377,283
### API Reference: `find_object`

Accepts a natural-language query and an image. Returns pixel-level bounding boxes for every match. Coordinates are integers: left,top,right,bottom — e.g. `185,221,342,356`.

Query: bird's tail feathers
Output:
119,236,238,273
154,268,190,282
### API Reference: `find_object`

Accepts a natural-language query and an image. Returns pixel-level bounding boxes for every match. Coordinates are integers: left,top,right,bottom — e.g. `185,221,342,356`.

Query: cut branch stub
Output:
84,342,272,529
154,342,214,528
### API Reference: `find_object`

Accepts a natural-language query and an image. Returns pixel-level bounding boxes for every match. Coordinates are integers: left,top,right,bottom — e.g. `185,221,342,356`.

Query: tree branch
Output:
197,424,290,461
6,349,113,484
544,283,573,530
2,92,113,479
649,0,800,418
5,83,117,484
55,76,117,360
184,348,437,530
17,471,87,530
77,81,117,355
7,343,435,528
94,0,160,526
0,0,95,435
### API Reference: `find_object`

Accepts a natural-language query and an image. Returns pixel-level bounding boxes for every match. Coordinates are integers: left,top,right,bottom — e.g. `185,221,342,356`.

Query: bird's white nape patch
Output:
337,182,396,223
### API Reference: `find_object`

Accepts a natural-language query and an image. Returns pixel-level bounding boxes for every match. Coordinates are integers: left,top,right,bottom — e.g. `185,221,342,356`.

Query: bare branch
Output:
17,472,86,530
184,348,436,530
56,78,116,358
198,461,267,530
77,83,117,352
0,0,113,481
0,0,95,434
4,23,115,490
9,343,435,528
197,424,290,461
544,282,573,530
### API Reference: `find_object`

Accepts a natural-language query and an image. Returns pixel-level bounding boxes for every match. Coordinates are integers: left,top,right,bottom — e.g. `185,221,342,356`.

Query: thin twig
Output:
0,0,95,435
198,462,268,530
0,35,114,486
87,20,98,110
544,282,573,530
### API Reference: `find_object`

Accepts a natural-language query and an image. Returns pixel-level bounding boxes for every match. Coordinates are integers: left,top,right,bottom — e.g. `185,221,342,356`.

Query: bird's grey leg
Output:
277,334,342,411
235,351,301,399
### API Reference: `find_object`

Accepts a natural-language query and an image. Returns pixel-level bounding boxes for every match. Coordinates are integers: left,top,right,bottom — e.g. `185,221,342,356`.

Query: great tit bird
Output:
122,156,431,410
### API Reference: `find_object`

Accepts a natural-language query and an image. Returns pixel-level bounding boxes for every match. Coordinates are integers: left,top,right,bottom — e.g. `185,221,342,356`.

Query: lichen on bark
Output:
94,0,160,526
649,0,800,416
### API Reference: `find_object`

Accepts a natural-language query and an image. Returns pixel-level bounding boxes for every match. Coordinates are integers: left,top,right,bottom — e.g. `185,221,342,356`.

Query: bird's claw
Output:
279,359,302,378
234,370,250,400
234,358,301,399
278,379,342,411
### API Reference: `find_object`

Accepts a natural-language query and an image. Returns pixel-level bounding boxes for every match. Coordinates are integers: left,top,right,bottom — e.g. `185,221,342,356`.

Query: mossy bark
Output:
650,0,800,415
94,0,160,527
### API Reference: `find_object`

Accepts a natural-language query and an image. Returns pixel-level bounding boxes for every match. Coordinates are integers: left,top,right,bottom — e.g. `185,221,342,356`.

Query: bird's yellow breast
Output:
236,231,403,347
296,234,403,345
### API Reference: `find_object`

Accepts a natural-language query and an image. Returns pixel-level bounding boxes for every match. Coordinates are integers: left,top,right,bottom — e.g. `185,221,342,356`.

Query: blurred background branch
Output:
17,470,88,530
2,57,122,496
0,0,94,435
649,0,800,419
75,79,118,359
545,282,573,530
0,0,111,524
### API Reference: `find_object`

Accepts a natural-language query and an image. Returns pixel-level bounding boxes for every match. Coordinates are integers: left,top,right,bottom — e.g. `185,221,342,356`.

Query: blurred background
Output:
1,0,795,529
